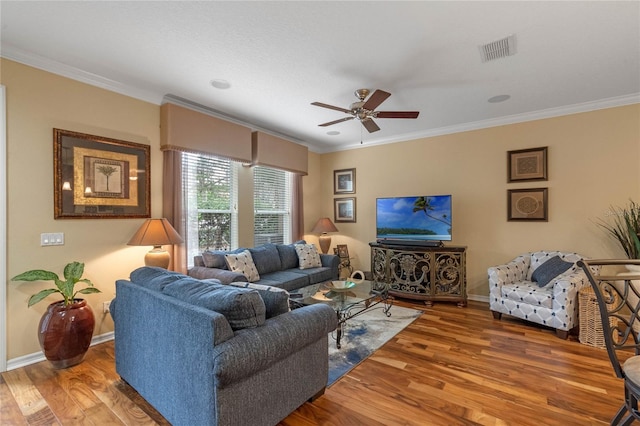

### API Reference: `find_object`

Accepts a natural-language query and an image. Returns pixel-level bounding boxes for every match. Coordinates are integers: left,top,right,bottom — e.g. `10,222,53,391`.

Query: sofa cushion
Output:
228,281,290,318
289,266,334,284
202,251,227,269
248,244,282,275
202,247,246,269
225,250,260,282
295,244,322,269
501,281,553,309
531,255,573,287
277,244,299,270
257,270,310,292
129,266,186,292
163,277,266,330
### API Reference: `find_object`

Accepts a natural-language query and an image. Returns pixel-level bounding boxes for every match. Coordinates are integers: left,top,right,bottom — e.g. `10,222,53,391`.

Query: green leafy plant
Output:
597,200,640,259
12,261,101,307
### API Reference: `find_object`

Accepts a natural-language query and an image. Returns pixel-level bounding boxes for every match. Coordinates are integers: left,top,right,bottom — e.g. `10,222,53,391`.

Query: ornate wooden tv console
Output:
370,242,467,306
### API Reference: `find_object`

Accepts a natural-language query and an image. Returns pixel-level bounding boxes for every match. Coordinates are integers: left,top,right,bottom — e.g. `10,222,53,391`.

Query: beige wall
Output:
2,59,163,360
3,58,639,362
305,105,640,299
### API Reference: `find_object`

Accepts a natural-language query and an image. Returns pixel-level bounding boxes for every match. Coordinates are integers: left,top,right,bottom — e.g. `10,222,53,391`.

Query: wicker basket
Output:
579,287,615,348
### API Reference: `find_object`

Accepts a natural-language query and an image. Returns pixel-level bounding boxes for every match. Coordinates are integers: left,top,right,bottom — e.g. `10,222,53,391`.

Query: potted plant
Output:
12,261,101,369
597,199,640,263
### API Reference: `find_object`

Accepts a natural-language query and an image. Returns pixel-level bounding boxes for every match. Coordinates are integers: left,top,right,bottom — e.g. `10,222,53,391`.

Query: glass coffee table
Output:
289,279,392,348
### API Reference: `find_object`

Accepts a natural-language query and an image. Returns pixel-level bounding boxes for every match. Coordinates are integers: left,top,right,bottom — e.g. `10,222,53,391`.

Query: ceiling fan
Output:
311,89,419,133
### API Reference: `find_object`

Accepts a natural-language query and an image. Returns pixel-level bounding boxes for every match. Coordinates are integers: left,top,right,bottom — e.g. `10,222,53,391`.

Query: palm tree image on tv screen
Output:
376,195,452,241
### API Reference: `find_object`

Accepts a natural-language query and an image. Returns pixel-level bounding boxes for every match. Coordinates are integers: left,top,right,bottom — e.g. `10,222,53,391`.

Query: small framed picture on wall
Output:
334,197,356,223
507,188,548,221
507,146,548,182
334,168,356,194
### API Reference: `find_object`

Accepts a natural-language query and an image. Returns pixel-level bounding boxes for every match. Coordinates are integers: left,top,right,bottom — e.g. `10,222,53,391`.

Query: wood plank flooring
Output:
1,300,626,425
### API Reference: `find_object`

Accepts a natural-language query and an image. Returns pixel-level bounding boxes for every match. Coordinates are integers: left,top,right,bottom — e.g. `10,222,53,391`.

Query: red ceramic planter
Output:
38,299,95,369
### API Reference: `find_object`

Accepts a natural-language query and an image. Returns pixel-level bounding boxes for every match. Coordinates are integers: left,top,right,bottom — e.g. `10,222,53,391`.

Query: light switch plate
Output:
41,232,64,246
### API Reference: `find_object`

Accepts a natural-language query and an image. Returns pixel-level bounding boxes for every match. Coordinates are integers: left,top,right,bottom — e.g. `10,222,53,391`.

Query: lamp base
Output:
318,235,331,254
144,246,170,269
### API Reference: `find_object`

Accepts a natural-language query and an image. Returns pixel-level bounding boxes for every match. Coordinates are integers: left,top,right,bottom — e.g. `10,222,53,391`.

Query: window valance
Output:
160,103,252,163
251,131,308,175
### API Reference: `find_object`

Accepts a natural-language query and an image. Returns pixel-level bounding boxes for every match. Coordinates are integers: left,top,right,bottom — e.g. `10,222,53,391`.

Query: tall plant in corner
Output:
597,200,640,259
12,261,101,368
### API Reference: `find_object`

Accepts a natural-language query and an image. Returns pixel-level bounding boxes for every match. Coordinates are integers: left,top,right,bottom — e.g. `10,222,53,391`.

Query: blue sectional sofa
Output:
111,266,338,426
188,242,339,291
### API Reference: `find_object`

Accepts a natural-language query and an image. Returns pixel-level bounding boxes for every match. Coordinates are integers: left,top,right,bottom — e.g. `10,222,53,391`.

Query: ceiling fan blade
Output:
318,116,354,127
311,102,352,114
362,89,391,111
376,111,420,119
361,118,380,133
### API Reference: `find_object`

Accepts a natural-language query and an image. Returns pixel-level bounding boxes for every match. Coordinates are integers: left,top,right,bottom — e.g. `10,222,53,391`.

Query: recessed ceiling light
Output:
210,79,231,90
488,94,511,103
327,131,340,136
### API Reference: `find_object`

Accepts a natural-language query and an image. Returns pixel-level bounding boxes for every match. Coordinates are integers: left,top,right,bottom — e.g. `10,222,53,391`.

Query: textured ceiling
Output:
1,1,639,152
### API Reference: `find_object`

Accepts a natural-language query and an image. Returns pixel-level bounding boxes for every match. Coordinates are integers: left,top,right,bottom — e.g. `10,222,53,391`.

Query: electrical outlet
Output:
103,301,110,313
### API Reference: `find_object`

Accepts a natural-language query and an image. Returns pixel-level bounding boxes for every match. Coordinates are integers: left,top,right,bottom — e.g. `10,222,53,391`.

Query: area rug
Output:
327,305,422,386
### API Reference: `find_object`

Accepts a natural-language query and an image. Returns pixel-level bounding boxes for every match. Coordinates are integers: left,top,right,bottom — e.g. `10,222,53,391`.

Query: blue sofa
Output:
188,242,339,291
111,266,337,426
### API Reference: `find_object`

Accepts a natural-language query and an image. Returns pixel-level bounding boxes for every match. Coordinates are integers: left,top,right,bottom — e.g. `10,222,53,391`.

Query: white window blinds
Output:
253,166,292,246
182,152,238,266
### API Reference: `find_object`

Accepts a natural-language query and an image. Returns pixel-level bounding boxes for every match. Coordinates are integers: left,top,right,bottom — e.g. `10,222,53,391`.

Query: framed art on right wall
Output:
507,146,548,182
508,188,548,221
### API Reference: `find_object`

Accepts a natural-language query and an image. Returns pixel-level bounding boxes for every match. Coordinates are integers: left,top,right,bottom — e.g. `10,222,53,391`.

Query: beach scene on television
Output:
376,195,452,241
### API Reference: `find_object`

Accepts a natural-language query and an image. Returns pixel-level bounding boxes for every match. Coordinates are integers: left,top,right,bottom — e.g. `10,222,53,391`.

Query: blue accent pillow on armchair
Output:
531,255,573,287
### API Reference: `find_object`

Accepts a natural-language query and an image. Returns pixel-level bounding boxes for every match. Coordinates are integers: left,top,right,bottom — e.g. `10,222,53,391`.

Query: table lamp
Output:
311,217,339,254
127,218,184,268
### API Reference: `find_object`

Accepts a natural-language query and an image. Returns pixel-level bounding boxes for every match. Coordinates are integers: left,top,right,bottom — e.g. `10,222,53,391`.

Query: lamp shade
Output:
127,218,184,268
311,217,338,254
311,217,339,234
127,218,184,246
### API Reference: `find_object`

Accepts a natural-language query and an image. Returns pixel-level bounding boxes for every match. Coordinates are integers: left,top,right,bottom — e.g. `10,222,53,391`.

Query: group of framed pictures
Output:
507,146,548,222
333,168,356,223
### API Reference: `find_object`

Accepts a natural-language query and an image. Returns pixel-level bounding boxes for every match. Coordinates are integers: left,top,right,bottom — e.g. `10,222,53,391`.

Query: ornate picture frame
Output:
334,168,356,194
507,188,548,221
54,129,151,219
507,146,548,182
334,197,356,223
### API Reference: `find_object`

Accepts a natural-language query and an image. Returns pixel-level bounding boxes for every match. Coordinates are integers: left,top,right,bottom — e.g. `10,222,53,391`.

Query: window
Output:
183,152,238,266
253,166,292,246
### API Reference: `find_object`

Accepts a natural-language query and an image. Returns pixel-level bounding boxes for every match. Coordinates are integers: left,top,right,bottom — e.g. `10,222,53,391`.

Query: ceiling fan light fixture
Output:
311,88,419,133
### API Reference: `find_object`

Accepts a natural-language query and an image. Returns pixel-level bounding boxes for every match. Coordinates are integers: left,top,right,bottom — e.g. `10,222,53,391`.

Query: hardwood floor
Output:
1,300,625,425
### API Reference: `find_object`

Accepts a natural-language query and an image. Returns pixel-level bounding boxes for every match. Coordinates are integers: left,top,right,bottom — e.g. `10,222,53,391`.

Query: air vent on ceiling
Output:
479,34,517,63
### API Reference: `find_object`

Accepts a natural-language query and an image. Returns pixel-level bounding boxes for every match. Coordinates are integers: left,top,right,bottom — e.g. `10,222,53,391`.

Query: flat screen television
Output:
376,195,452,242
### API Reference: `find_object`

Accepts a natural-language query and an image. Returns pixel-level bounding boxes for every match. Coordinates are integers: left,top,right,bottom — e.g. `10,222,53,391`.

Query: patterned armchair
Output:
489,250,598,339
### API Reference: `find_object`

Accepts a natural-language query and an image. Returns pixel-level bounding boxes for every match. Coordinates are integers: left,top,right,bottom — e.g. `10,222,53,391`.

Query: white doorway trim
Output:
1,85,7,372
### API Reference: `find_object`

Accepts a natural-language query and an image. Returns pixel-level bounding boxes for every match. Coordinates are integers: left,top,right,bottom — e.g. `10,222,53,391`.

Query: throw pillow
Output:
229,282,290,318
225,250,260,282
295,243,322,269
531,255,573,287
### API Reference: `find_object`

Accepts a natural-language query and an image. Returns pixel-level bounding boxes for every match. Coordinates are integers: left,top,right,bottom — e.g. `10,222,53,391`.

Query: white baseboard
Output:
6,331,114,371
468,294,489,304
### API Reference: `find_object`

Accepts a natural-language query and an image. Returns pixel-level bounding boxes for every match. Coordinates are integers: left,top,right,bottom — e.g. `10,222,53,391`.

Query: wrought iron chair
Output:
578,259,640,426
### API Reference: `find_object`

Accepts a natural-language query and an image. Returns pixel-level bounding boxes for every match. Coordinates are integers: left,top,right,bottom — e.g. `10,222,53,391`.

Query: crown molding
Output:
1,46,163,105
327,93,640,153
